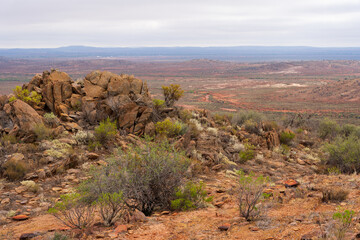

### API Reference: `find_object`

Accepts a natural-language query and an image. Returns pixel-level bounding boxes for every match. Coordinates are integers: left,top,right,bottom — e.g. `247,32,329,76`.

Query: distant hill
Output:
1,46,360,61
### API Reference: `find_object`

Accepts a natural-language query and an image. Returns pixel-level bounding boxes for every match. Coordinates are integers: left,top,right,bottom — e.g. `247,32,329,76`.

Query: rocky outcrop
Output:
3,99,43,134
81,71,153,134
22,69,153,134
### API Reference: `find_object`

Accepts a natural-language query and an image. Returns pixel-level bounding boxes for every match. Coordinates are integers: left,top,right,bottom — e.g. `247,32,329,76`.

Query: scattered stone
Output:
1,198,10,204
114,225,128,234
87,152,100,160
19,232,41,240
218,223,231,231
284,179,299,188
12,214,29,221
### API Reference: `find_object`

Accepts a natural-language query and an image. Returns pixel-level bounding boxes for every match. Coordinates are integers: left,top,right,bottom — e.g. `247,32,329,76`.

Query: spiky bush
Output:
279,131,295,145
3,159,28,181
10,86,42,105
79,140,190,216
323,135,360,173
48,193,94,229
318,118,340,140
237,170,269,221
94,118,117,143
155,119,187,137
232,110,264,126
162,84,184,107
171,181,213,211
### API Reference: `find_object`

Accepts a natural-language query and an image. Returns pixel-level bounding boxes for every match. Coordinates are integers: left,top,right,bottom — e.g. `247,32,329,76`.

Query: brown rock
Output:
12,215,29,221
87,152,100,160
284,179,300,188
7,100,43,132
114,224,128,234
218,223,231,231
84,79,106,98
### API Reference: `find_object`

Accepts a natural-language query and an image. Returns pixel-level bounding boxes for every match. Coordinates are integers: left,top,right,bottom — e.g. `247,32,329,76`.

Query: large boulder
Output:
3,99,43,133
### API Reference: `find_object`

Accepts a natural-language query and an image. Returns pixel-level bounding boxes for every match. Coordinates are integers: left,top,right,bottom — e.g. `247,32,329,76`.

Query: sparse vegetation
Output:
155,118,187,137
332,208,355,240
48,193,94,229
95,192,128,226
239,142,255,163
44,112,59,127
237,170,269,221
73,130,94,145
318,118,340,140
323,135,360,173
33,123,52,141
3,158,28,181
321,188,349,203
94,118,117,143
232,110,264,127
162,84,184,107
10,86,42,105
80,139,190,216
171,181,213,211
153,99,165,110
279,130,295,145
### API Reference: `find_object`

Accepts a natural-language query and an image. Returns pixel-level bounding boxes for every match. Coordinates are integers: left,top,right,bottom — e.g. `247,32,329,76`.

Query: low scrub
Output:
33,123,52,141
3,159,28,181
279,130,295,145
48,193,94,229
318,118,340,140
9,86,42,105
321,187,349,203
244,119,261,134
332,209,355,240
239,142,255,163
94,118,117,143
44,112,59,127
323,135,360,173
155,119,187,137
96,192,128,226
171,181,212,211
162,84,184,107
232,110,264,126
237,170,269,221
80,140,190,216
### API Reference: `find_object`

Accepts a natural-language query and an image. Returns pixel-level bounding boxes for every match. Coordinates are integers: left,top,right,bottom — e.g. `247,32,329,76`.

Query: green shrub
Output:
73,130,94,145
88,141,102,151
340,124,357,138
44,140,72,159
213,113,230,125
239,142,255,163
323,135,360,173
153,99,165,110
79,140,190,216
171,181,213,211
94,118,117,143
33,123,52,141
3,159,28,181
155,119,186,137
262,121,279,131
232,110,264,126
279,144,290,156
11,86,42,105
96,192,128,226
318,118,340,140
44,112,59,127
237,170,269,221
179,109,192,123
244,119,261,134
279,131,295,145
0,134,17,145
162,84,184,107
332,209,355,240
48,193,94,229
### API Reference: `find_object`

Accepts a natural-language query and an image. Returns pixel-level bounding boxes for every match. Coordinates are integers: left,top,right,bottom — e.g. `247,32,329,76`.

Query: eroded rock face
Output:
81,71,153,134
4,99,43,133
2,69,153,135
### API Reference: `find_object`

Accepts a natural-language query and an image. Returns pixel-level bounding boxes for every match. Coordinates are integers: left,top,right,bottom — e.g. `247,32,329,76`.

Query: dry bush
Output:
321,187,349,203
3,159,28,181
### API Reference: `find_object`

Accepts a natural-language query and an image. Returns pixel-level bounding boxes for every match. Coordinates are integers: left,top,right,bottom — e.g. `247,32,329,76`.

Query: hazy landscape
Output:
2,0,360,239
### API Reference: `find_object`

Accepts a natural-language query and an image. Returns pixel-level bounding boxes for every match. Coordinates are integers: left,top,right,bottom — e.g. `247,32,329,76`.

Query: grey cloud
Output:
0,0,360,47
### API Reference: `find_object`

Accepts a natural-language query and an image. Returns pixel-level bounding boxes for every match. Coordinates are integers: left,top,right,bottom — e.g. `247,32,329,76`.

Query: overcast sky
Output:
1,0,360,48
